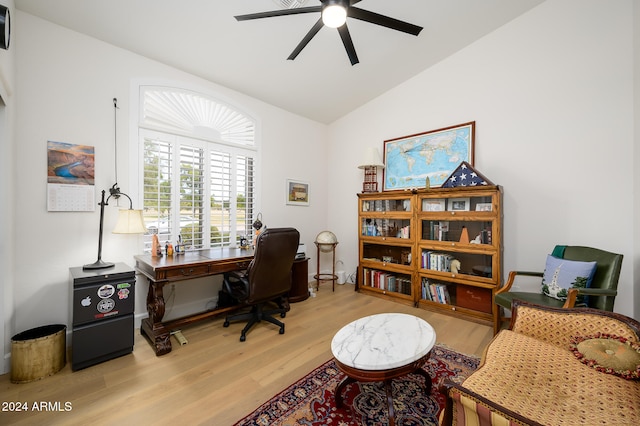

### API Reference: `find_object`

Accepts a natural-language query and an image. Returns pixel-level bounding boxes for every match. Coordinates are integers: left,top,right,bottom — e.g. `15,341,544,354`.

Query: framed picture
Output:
475,203,493,212
383,121,475,191
422,199,446,212
448,198,470,211
286,179,309,206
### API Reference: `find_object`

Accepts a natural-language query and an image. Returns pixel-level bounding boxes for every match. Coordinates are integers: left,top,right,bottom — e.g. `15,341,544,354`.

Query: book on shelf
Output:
421,251,455,272
363,268,411,296
430,221,450,241
421,278,450,304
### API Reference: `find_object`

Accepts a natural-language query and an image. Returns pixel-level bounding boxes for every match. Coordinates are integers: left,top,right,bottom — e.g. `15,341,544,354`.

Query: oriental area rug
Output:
234,344,479,426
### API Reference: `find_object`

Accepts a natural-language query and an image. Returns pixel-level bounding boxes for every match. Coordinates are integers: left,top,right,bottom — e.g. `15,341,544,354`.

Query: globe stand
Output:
314,242,338,292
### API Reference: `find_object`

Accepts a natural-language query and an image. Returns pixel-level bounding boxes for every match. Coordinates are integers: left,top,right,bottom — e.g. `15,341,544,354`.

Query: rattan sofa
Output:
441,300,640,426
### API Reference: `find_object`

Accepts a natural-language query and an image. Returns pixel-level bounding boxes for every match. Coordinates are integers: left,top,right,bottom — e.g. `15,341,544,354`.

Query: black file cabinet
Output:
69,263,135,371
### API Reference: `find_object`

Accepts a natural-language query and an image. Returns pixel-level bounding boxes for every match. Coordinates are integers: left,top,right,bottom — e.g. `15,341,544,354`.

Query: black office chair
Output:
222,227,300,341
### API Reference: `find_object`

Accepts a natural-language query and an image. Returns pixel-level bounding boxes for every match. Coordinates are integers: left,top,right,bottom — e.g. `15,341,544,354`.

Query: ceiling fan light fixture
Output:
272,0,308,9
322,1,347,28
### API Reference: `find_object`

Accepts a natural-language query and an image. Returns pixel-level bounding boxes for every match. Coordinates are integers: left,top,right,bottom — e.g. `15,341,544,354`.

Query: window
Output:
138,86,258,252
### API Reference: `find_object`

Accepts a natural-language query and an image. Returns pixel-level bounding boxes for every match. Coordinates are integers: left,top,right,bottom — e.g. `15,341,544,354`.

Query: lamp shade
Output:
112,209,147,234
358,147,385,169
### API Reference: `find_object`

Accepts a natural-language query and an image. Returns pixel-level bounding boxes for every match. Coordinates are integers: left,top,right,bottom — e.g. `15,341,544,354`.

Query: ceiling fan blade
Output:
348,7,423,36
235,6,321,21
338,24,359,66
288,18,325,61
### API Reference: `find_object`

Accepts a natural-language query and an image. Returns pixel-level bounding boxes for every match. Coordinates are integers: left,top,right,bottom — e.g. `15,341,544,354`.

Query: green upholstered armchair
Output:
493,245,623,334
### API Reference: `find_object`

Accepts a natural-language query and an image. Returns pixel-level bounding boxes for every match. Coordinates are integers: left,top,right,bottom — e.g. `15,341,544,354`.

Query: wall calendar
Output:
47,141,96,212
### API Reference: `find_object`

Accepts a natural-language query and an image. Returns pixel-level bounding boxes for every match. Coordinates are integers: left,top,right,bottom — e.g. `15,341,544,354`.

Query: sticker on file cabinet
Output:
81,296,92,307
118,288,130,300
97,298,115,313
98,284,115,299
117,282,131,289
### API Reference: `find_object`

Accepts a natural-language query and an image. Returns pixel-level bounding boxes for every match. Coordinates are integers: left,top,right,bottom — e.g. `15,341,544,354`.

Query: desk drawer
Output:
165,264,210,280
213,260,251,273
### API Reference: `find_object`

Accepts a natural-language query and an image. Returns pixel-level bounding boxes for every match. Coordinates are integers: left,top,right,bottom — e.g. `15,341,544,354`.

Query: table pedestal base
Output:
334,353,432,426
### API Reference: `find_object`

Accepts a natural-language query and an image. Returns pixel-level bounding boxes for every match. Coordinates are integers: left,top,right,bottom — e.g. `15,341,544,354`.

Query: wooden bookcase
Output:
357,186,503,325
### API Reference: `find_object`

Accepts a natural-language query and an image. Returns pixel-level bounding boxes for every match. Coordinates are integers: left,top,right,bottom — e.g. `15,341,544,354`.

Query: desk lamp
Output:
358,147,385,193
83,98,146,270
83,184,146,270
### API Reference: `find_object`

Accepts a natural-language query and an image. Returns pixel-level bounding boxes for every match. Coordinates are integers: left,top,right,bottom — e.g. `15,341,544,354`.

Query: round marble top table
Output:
330,313,436,426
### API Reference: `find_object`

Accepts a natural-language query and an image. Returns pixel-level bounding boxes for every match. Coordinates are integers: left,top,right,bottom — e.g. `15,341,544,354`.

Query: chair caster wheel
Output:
223,320,230,327
240,334,246,342
279,327,285,335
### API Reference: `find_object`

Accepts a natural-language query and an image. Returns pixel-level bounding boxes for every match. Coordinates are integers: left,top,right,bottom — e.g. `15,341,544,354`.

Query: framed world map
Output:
382,122,475,191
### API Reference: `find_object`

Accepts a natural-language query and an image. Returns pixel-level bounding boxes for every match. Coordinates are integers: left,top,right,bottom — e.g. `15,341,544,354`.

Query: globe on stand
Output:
314,231,339,291
315,230,337,251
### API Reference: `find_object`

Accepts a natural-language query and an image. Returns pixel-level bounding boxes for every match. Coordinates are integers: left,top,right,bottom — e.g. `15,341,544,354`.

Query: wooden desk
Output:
135,248,254,356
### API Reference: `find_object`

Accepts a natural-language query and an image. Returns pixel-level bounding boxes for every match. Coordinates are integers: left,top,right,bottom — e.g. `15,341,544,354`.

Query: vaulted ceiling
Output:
15,0,545,123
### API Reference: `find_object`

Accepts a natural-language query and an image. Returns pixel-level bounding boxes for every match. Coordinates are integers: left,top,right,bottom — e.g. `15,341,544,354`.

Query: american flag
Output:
441,161,494,188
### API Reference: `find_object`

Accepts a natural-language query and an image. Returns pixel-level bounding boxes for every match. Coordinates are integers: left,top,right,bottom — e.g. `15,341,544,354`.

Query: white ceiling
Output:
15,0,545,124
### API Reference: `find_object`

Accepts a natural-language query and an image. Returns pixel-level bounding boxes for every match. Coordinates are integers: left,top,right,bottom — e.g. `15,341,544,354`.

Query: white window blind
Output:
138,86,258,252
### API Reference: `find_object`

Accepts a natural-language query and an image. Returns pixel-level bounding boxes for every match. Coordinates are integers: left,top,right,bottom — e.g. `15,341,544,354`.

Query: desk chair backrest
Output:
556,245,623,311
245,227,300,305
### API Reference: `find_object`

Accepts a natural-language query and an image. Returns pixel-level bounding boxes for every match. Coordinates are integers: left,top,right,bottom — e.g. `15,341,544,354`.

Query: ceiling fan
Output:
235,0,423,65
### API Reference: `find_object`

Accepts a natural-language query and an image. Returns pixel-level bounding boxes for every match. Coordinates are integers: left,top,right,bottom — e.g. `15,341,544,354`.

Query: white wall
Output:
7,11,328,367
328,0,637,318
0,0,16,376
634,0,640,320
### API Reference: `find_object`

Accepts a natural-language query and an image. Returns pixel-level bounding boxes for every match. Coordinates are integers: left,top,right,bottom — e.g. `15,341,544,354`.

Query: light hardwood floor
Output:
0,283,493,425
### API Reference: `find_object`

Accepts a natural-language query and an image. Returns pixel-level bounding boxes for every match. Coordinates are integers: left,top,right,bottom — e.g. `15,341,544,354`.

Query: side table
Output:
331,313,436,426
69,263,135,370
289,257,310,302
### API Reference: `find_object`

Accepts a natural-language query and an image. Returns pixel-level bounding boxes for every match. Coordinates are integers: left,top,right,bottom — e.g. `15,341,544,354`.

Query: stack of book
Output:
421,278,451,304
421,251,455,271
362,268,412,295
430,221,449,241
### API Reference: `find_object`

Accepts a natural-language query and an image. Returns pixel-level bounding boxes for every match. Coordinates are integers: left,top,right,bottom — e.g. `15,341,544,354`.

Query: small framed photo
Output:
475,203,493,212
448,198,470,211
286,179,309,206
422,199,446,212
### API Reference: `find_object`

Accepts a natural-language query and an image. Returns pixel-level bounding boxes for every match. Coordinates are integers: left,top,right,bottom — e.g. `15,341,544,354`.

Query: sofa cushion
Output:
461,330,640,425
541,255,596,302
570,333,640,380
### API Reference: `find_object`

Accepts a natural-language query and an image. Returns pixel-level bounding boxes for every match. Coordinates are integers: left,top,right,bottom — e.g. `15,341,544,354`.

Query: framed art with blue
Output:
382,121,475,191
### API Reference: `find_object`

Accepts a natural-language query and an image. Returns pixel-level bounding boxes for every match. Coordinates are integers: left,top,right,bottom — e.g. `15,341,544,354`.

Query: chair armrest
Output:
575,287,617,296
496,270,543,295
562,287,618,308
442,379,545,426
222,271,249,302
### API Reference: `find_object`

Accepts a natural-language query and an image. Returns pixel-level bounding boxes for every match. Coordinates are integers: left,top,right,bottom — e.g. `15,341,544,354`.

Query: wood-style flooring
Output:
0,282,493,425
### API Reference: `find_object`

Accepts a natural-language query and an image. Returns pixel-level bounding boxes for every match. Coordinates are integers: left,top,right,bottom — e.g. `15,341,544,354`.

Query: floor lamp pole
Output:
83,189,115,270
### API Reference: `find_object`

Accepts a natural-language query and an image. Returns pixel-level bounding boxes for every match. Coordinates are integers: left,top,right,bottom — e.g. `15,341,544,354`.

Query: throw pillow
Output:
541,255,596,302
570,333,640,380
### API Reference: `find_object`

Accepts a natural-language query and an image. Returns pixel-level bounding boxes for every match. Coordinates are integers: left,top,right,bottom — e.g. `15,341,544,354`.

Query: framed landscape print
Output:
383,122,475,191
286,179,309,206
